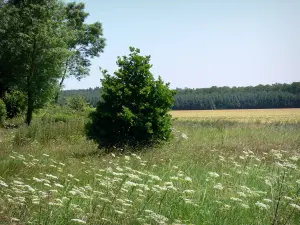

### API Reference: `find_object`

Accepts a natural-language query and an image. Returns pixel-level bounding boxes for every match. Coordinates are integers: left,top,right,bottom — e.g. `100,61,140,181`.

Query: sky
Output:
64,0,300,90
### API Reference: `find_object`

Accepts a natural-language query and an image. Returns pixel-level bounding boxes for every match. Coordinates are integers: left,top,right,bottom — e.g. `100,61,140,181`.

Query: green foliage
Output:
86,47,176,148
0,98,7,124
3,90,26,119
0,0,70,125
67,96,89,111
55,2,106,102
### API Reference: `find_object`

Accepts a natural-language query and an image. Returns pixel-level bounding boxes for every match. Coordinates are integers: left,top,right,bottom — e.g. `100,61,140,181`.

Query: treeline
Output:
60,82,300,110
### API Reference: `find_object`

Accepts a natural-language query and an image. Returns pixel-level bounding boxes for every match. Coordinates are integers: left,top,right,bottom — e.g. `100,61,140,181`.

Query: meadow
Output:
0,108,300,224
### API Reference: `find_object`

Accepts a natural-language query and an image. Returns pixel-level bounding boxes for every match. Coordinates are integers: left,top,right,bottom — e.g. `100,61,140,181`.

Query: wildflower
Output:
149,175,162,181
127,174,141,180
70,219,86,224
181,133,188,139
240,203,250,209
290,203,300,211
222,173,231,177
170,176,179,180
115,210,125,215
184,176,192,182
289,156,299,161
124,181,137,187
237,192,247,198
208,172,220,178
255,201,269,210
263,198,272,203
214,183,224,190
219,156,226,162
44,183,51,187
283,196,293,201
230,197,243,202
265,179,272,186
49,202,63,207
45,174,58,180
183,189,195,194
54,183,64,188
100,197,111,203
0,180,8,187
283,162,297,169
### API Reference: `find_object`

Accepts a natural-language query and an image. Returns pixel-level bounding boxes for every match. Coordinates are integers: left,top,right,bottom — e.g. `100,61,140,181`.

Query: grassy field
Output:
0,107,300,224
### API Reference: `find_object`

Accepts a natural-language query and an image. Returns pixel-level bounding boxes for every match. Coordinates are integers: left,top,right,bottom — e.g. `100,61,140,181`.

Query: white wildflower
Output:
0,180,8,187
290,203,300,211
124,181,137,187
208,172,220,178
70,219,86,224
255,201,269,210
184,176,192,182
263,198,272,203
181,133,188,139
213,183,224,190
230,197,243,202
237,192,247,198
284,196,293,201
45,174,58,179
183,189,195,194
240,203,250,209
289,156,299,161
54,183,64,188
115,210,124,215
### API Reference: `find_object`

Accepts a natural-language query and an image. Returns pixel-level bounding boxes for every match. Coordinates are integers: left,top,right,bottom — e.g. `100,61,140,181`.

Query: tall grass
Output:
0,110,300,224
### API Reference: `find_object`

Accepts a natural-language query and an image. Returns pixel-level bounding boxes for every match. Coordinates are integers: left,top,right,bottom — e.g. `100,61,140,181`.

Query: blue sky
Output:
64,0,300,90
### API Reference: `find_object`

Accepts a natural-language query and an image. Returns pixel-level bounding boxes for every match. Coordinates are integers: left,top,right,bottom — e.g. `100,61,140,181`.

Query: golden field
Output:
170,108,300,123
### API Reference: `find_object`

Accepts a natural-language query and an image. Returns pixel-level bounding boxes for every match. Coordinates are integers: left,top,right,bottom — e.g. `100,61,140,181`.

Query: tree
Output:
54,2,106,102
0,0,69,125
86,47,176,149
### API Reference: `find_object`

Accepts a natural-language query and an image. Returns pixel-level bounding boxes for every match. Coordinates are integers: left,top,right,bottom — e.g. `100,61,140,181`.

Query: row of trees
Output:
59,82,300,110
0,0,105,124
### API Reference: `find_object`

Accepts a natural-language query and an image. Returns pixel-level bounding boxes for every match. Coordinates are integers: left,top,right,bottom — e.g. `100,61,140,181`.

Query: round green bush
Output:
86,47,176,149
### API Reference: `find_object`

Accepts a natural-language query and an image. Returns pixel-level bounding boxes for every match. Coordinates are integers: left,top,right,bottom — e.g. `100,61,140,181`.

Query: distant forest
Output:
59,82,300,110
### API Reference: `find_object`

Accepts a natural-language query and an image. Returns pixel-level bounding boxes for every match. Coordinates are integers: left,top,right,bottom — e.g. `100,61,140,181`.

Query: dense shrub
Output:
67,96,89,111
4,90,27,119
0,99,7,124
86,47,176,149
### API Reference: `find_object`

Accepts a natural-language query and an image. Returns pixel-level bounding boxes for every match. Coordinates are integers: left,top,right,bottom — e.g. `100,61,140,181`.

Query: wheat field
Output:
171,108,300,123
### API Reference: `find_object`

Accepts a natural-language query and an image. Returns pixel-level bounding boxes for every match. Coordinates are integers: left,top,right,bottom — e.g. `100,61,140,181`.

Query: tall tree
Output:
0,0,69,124
54,2,106,102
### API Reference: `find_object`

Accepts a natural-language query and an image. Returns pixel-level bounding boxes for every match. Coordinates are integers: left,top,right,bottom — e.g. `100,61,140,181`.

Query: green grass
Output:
0,109,300,224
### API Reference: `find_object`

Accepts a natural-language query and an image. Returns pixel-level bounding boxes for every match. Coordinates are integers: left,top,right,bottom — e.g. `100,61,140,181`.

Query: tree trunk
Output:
54,74,66,103
54,58,69,103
